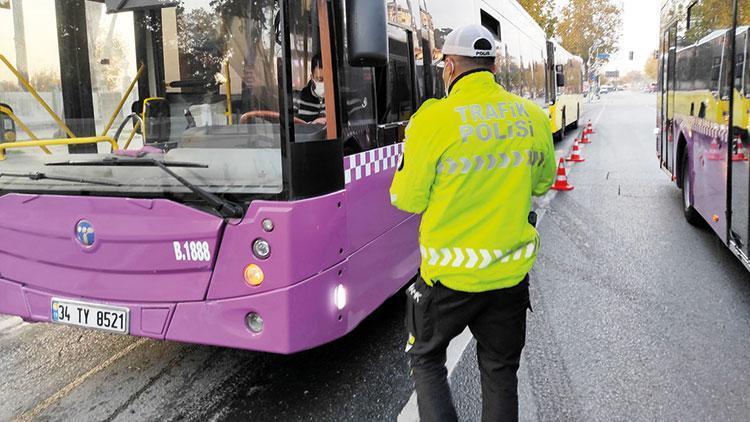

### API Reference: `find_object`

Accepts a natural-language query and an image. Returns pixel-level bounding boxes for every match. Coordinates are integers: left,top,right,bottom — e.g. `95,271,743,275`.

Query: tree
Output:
620,70,647,86
29,69,62,92
643,54,658,82
517,0,557,38
557,0,623,78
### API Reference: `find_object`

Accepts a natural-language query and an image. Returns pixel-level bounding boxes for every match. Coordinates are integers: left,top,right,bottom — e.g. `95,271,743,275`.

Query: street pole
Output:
11,0,29,86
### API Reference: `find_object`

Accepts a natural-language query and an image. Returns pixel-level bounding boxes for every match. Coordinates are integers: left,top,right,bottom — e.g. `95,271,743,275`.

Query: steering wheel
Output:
240,110,306,125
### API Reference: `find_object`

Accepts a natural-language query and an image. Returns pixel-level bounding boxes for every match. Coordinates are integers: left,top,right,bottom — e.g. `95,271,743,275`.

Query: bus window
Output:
388,0,414,27
735,51,745,93
480,10,501,40
377,26,416,127
288,0,328,141
84,1,139,150
564,59,582,95
338,61,377,154
499,30,522,94
0,0,286,198
0,1,65,143
419,1,438,100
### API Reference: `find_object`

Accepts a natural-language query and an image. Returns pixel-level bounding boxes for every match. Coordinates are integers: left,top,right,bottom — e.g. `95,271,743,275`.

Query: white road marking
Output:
397,328,474,422
0,316,24,333
15,338,149,422
398,102,608,421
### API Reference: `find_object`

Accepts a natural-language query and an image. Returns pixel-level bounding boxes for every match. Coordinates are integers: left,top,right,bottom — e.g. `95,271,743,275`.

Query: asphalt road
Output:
2,92,750,421
452,92,750,421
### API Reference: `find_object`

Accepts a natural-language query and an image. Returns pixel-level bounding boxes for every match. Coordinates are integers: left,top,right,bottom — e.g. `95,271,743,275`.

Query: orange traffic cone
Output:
707,137,722,161
580,131,592,144
566,139,586,162
585,120,594,135
732,137,748,162
552,158,574,191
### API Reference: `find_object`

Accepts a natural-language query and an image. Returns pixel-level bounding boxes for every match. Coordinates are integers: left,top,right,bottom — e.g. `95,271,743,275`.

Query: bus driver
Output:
294,54,327,125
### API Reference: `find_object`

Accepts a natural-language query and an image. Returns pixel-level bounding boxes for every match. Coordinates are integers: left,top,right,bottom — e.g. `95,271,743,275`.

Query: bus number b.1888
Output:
173,241,212,262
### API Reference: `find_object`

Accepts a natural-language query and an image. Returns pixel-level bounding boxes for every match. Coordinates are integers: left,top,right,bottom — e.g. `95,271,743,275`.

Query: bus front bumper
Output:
0,262,350,354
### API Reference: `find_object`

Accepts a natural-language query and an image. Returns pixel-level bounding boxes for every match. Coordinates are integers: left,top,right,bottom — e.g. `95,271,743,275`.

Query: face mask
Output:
313,80,325,99
443,61,454,97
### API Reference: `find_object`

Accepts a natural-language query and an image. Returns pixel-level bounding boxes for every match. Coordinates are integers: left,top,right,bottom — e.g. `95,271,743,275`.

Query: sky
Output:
556,0,661,74
604,0,661,74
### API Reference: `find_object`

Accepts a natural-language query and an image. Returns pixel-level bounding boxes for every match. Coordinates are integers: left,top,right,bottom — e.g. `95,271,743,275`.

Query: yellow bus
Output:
547,41,584,141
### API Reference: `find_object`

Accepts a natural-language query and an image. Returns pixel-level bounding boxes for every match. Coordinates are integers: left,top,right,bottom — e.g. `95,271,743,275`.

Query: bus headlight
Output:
261,218,274,232
252,238,271,259
245,312,264,333
244,264,264,287
334,284,347,311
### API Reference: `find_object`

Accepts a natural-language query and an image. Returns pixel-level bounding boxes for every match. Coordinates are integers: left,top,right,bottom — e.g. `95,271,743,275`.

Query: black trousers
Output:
405,275,530,422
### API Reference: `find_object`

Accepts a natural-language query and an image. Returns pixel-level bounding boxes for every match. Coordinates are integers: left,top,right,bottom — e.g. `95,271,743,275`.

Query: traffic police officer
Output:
390,24,556,421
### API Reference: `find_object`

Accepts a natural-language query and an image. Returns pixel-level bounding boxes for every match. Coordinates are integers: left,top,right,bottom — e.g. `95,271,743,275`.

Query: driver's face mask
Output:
313,79,325,99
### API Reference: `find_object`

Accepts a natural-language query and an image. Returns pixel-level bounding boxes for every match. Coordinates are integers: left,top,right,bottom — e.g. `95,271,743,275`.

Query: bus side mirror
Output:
142,98,171,145
346,0,388,67
0,104,17,143
555,65,565,87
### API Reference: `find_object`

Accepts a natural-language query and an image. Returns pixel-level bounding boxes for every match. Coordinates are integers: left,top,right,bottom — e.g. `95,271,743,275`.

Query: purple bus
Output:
0,0,572,353
658,0,750,272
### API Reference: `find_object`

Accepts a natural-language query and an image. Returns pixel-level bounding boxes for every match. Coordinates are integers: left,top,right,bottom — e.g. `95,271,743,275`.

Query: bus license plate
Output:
51,298,129,334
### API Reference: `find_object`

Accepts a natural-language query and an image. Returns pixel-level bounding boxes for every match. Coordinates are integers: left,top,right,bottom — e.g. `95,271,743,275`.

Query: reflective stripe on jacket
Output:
390,71,556,292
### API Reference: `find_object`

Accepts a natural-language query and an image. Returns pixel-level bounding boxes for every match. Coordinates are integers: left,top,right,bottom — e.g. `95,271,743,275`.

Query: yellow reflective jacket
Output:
390,71,556,292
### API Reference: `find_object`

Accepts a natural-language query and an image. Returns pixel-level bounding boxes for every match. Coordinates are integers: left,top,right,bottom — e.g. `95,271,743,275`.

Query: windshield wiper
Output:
47,157,244,218
0,172,122,186
46,158,209,168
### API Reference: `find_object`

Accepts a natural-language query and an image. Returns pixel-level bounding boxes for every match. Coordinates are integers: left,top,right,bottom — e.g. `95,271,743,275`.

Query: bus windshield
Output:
0,0,284,198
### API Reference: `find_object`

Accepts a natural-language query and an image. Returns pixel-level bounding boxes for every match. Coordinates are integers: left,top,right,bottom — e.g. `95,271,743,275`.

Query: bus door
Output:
376,24,417,145
660,25,677,173
731,5,750,257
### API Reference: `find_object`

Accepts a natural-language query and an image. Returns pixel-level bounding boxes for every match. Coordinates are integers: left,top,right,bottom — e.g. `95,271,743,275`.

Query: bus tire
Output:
681,153,702,226
570,106,580,129
553,114,566,142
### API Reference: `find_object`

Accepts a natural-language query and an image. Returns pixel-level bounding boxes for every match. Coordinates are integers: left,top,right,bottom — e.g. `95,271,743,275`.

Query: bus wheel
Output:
681,153,702,226
570,107,580,129
553,115,566,142
561,116,566,139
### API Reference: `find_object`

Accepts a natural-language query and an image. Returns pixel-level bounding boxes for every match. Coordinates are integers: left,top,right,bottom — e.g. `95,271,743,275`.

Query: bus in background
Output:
547,40,584,141
473,2,583,140
658,0,750,272
0,0,571,354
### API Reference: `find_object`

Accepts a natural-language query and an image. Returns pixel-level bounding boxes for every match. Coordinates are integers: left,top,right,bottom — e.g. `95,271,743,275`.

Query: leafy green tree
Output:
517,0,557,38
557,0,623,77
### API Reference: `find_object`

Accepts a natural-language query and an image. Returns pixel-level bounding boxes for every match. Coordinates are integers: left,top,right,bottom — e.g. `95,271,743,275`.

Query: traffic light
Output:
629,51,634,60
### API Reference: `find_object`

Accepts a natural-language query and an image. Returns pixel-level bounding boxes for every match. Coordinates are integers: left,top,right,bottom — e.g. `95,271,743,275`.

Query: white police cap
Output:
441,24,497,58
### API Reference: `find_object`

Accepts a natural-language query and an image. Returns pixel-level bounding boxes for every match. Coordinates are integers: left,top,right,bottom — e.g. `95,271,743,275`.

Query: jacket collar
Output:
448,69,496,96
